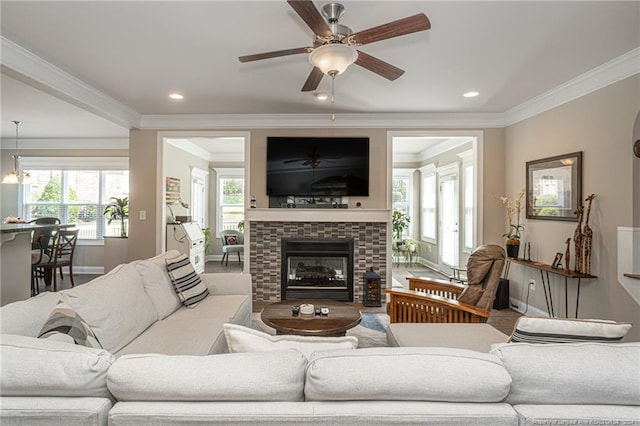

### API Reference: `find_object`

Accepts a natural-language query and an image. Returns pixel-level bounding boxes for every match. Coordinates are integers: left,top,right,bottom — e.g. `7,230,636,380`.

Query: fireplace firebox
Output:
281,238,354,301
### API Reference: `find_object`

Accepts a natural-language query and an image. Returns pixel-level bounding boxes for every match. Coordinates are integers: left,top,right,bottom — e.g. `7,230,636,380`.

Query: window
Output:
392,169,413,238
217,169,244,233
22,158,129,240
420,164,436,242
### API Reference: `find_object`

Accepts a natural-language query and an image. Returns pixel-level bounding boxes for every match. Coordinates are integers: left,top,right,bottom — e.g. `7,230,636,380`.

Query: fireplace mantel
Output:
245,208,390,223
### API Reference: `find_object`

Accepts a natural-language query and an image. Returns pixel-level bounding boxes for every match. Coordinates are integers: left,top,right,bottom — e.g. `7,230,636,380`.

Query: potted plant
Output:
500,189,525,258
104,197,129,237
392,210,410,249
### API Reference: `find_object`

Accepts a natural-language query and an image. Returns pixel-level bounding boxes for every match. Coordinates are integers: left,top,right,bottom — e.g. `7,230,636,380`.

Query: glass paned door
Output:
439,174,459,271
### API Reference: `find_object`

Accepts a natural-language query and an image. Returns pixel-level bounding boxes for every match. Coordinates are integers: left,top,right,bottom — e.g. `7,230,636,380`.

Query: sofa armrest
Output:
200,273,252,296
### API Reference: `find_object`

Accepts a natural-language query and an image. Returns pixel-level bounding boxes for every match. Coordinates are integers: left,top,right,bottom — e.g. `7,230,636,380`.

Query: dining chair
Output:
219,229,244,266
36,228,79,291
30,229,55,296
27,217,61,225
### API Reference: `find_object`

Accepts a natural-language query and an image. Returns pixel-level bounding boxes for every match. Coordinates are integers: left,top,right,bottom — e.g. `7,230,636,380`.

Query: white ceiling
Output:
1,1,639,144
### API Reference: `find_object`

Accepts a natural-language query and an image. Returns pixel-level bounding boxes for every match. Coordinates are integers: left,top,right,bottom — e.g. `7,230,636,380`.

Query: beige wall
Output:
633,110,640,227
504,74,640,341
249,128,389,209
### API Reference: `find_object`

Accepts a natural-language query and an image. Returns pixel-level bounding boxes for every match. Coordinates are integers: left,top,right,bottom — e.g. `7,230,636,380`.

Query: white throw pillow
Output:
223,323,358,359
509,316,632,343
166,253,209,307
135,259,181,319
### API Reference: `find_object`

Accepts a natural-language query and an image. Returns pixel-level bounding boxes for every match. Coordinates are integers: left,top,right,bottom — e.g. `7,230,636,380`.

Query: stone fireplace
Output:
281,237,354,301
248,219,388,303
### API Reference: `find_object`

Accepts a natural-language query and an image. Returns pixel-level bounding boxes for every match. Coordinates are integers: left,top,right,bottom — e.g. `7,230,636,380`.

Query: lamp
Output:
308,43,357,76
2,121,31,185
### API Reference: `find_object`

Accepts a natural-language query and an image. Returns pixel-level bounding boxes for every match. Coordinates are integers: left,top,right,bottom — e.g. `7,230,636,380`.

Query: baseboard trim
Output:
509,296,548,317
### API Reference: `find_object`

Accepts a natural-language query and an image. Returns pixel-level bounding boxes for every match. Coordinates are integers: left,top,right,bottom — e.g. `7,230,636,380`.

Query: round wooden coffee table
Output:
261,299,361,337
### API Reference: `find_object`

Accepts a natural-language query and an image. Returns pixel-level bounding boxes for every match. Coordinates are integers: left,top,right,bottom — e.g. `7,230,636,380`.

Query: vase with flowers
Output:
501,188,525,258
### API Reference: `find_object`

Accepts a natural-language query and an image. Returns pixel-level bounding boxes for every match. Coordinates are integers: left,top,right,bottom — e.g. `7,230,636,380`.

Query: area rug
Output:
408,269,449,280
251,312,389,348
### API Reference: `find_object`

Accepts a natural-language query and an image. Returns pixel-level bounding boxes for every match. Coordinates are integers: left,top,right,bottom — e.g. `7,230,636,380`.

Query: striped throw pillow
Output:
509,316,632,344
38,301,102,348
166,253,209,307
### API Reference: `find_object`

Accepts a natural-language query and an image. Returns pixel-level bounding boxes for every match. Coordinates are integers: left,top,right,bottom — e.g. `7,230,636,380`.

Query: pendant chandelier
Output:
2,120,31,185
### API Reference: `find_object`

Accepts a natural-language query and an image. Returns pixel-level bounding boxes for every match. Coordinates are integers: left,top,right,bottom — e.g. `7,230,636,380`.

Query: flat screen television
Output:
267,136,369,197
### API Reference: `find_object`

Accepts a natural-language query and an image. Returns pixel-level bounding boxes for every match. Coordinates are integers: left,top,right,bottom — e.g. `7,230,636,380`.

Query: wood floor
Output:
43,260,521,337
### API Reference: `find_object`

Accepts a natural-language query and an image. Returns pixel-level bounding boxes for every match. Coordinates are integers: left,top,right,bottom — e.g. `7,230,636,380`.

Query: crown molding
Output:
0,36,140,129
140,112,506,129
0,137,128,150
504,47,640,126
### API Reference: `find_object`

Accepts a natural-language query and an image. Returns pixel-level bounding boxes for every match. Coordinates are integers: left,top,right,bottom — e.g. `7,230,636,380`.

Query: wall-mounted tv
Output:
267,136,369,197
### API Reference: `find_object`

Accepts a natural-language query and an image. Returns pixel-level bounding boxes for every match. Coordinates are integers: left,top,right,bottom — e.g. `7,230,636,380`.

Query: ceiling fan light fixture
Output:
315,92,329,100
309,44,357,76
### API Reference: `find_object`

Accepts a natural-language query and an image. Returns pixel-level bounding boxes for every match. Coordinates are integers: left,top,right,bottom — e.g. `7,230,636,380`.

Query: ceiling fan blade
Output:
287,0,332,37
355,51,405,81
301,67,324,92
352,13,431,46
239,47,309,63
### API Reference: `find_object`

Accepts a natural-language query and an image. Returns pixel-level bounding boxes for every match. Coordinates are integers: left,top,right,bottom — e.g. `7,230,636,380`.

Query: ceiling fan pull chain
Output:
331,74,336,121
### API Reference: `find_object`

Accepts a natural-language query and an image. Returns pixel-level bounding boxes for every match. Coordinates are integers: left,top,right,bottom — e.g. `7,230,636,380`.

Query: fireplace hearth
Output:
281,238,354,301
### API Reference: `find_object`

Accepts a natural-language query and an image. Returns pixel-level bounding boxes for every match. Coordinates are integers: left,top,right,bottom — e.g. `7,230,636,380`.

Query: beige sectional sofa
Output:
1,250,639,425
0,250,252,425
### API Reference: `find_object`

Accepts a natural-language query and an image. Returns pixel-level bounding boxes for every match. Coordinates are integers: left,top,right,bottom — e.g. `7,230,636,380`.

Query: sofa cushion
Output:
61,262,157,354
107,350,307,401
0,291,63,337
224,323,358,359
38,301,102,348
512,404,640,425
492,342,640,405
115,317,229,357
305,347,511,402
135,259,181,320
0,396,112,426
166,253,209,307
508,316,632,343
0,334,115,398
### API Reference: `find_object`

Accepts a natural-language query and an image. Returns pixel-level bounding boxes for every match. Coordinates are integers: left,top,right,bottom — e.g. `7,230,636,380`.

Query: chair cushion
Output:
166,253,209,307
223,323,358,359
508,316,632,343
38,301,102,349
107,350,307,401
0,334,114,398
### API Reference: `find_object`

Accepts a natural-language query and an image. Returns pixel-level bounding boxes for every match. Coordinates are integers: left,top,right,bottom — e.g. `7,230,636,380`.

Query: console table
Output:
504,257,596,318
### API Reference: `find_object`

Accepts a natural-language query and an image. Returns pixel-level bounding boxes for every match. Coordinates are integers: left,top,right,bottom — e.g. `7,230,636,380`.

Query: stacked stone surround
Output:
250,221,388,303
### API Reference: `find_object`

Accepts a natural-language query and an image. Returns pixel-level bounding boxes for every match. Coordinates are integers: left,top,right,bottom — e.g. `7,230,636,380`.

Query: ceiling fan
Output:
283,147,340,168
239,0,431,92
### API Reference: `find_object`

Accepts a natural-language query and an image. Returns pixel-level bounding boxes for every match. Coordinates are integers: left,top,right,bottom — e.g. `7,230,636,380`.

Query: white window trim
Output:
214,167,244,235
419,163,437,243
458,149,475,253
191,166,209,228
392,168,415,238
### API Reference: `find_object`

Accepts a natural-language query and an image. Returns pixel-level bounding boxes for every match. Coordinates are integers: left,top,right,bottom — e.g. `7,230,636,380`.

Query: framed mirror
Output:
526,151,582,221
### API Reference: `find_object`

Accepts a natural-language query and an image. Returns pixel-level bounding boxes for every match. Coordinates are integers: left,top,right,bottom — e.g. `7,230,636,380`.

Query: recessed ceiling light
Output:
315,92,329,101
169,93,184,100
463,91,479,98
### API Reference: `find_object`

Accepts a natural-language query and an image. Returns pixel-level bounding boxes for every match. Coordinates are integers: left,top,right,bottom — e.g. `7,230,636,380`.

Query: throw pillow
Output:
38,301,102,349
166,253,209,307
223,323,358,359
224,235,238,245
508,316,632,344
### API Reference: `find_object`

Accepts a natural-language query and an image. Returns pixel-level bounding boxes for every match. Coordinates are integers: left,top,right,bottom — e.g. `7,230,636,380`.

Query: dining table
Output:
0,223,75,306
